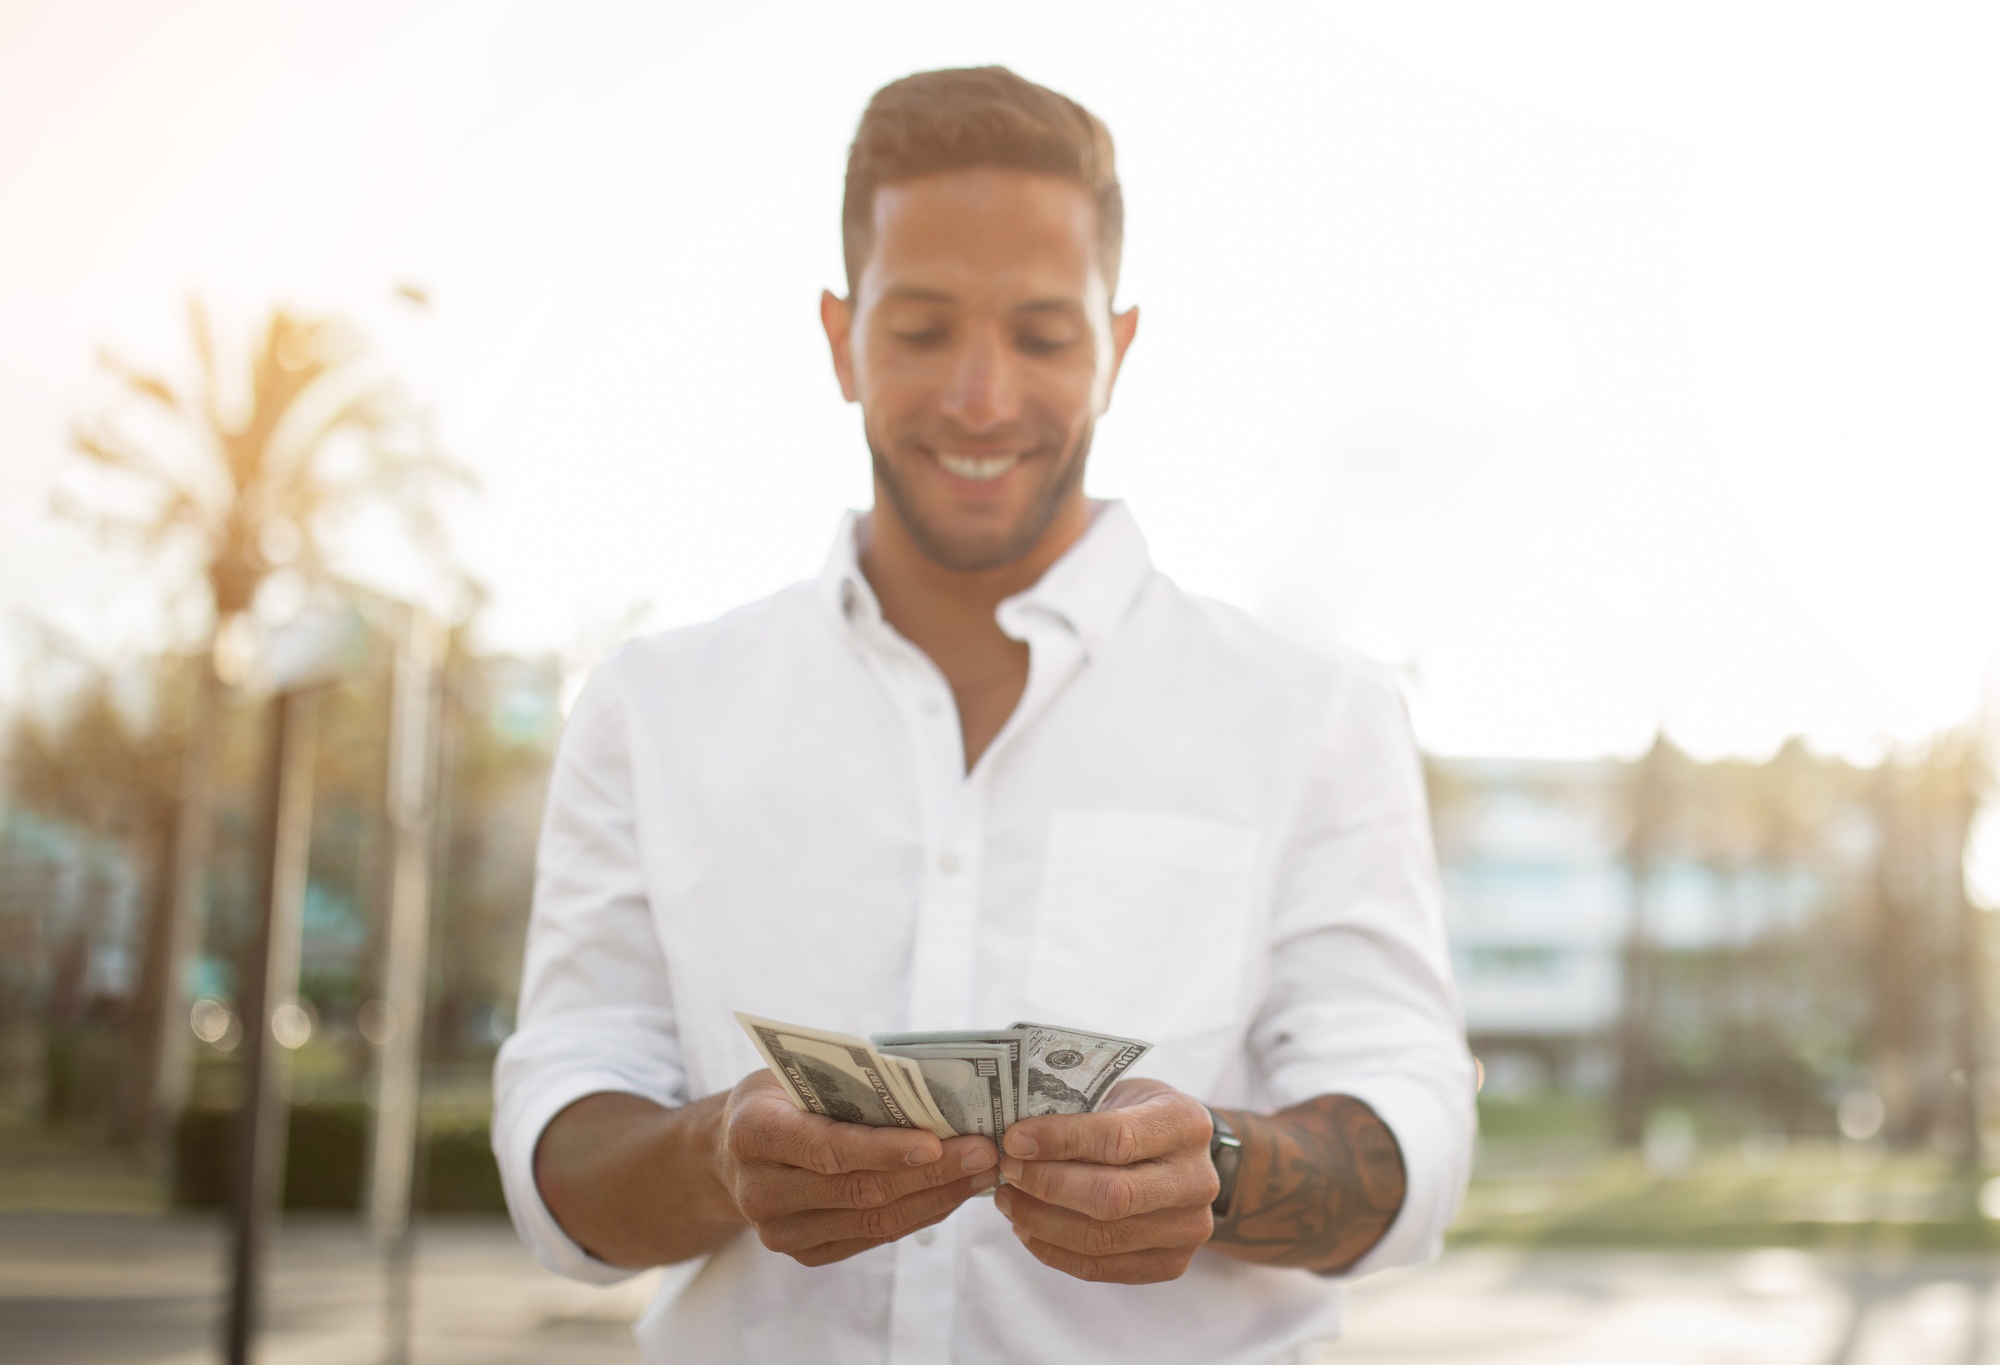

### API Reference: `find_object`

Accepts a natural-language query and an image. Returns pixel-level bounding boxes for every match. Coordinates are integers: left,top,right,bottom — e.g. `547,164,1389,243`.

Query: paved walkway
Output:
4,1211,1997,1363
0,1212,651,1365
1340,1245,1998,1364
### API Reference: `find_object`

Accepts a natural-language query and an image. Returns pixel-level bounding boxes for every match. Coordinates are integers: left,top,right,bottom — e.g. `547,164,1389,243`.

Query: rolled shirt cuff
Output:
491,1064,679,1285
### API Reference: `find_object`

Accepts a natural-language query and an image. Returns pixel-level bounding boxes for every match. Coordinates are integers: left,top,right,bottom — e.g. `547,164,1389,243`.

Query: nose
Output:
939,328,1020,433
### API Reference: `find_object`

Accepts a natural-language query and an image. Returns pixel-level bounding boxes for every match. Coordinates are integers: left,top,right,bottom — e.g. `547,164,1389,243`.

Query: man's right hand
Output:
715,1071,1000,1266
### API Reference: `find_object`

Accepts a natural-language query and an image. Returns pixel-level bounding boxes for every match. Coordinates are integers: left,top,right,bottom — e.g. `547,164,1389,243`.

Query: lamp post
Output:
366,605,444,1365
221,607,367,1365
223,684,320,1365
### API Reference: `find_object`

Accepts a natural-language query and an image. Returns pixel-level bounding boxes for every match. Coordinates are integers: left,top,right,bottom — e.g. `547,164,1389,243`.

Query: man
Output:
494,66,1473,1364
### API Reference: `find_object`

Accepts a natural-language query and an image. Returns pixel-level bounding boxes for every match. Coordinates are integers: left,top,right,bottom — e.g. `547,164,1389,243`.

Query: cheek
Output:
1016,372,1100,440
853,352,926,413
1047,353,1113,416
858,375,940,445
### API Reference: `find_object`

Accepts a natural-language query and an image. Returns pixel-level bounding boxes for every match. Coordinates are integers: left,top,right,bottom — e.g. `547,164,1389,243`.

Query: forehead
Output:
860,167,1103,304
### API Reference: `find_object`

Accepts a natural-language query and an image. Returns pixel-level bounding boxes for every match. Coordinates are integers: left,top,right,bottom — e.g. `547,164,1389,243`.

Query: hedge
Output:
173,1102,506,1213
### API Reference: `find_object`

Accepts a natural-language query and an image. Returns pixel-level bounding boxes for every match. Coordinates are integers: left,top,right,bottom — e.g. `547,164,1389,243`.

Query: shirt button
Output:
915,1228,937,1247
939,852,960,875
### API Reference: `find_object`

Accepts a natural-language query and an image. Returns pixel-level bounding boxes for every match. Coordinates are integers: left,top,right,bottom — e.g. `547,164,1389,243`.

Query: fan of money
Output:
737,1013,1152,1138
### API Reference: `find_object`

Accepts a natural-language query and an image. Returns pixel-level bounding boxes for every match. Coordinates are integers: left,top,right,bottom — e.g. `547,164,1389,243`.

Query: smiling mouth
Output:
934,451,1022,482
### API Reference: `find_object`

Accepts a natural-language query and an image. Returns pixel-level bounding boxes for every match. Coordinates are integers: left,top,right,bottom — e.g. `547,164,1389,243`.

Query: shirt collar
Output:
816,500,1154,657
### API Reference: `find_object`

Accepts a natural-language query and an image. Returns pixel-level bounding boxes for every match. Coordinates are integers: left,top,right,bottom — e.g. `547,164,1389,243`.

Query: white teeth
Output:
936,451,1021,481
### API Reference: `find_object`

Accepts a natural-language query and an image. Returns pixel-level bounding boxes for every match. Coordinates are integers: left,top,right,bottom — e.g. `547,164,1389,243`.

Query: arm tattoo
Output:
1206,1095,1406,1274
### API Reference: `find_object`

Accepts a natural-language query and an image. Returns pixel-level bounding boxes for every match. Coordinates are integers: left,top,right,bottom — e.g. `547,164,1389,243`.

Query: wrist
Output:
693,1092,745,1223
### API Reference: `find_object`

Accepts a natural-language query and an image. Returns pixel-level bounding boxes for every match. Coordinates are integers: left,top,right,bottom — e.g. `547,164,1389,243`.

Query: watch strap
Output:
1205,1105,1243,1220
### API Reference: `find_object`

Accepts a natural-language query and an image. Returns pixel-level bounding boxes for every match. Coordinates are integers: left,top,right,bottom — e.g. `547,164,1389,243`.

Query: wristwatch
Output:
1205,1106,1242,1219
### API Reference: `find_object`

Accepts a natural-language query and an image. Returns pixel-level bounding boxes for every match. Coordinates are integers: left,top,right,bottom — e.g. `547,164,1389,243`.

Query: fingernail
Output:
1005,1132,1037,1158
1012,1224,1031,1246
998,1156,1024,1181
971,1167,999,1191
961,1146,993,1172
908,1146,937,1166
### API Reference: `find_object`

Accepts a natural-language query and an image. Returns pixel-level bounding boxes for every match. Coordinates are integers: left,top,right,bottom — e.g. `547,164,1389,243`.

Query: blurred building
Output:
1432,741,1987,1153
1430,760,1627,1095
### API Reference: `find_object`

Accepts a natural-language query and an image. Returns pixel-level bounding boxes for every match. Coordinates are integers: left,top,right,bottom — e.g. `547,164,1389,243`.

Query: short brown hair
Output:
841,66,1123,299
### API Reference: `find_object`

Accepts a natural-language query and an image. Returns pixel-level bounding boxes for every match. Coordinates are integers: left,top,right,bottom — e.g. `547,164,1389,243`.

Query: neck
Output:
857,490,1093,772
857,492,1093,638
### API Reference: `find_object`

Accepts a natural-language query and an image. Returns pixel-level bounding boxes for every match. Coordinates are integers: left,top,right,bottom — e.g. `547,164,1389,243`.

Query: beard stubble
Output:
868,419,1095,573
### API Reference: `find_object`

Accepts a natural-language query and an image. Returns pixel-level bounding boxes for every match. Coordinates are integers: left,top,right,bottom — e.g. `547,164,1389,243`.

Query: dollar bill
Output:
734,1012,925,1130
873,1028,1027,1123
872,1040,1015,1137
740,1012,1152,1137
1009,1022,1152,1118
881,1052,957,1139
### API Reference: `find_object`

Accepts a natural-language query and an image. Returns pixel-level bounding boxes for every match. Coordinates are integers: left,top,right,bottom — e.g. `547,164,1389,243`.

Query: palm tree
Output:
61,299,458,1162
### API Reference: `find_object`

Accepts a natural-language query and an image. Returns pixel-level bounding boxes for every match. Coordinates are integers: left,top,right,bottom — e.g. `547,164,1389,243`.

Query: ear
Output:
1099,304,1140,413
820,290,859,403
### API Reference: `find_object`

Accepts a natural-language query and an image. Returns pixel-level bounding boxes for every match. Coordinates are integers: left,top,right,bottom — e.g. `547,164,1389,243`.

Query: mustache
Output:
894,418,1067,453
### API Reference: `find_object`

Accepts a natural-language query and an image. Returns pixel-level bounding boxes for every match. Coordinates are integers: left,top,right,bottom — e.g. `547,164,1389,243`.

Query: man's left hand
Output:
993,1077,1219,1284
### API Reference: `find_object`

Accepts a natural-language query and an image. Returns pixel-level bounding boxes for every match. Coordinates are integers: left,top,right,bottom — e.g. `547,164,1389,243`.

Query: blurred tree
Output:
58,300,459,1161
1,646,178,1123
1861,737,1987,1157
426,642,557,1066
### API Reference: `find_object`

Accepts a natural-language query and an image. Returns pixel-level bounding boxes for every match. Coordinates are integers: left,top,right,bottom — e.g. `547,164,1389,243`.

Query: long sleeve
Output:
491,662,690,1284
1246,661,1477,1275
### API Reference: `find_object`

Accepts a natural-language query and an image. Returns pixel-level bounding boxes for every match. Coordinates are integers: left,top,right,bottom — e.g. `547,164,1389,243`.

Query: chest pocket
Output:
1025,810,1260,1043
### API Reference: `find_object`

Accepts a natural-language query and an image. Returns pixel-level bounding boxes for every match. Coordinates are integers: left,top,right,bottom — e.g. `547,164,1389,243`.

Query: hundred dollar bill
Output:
871,1039,1016,1137
874,1029,1027,1125
734,1012,925,1130
1009,1022,1152,1118
881,1053,957,1139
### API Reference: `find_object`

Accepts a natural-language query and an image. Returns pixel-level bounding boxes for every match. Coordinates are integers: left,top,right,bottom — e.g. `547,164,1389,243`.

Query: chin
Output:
909,519,1042,573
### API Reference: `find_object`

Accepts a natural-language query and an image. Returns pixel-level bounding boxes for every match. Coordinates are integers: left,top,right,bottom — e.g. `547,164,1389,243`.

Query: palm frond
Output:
70,426,178,486
69,298,473,627
96,351,186,415
187,297,224,436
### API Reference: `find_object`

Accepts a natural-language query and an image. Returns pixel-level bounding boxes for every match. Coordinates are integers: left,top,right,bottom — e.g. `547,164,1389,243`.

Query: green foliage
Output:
1454,1145,2000,1251
2,656,181,842
423,1122,507,1212
1478,1096,1608,1142
172,1102,504,1213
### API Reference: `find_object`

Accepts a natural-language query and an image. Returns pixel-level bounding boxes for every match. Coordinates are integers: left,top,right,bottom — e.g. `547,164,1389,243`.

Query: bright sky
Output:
2,1,1996,762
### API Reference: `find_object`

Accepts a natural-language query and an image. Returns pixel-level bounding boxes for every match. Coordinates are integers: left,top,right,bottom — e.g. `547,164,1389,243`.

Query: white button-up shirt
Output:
493,502,1475,1365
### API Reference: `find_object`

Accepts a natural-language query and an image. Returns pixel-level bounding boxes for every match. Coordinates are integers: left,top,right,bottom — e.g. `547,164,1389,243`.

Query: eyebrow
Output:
879,286,957,305
877,285,1085,316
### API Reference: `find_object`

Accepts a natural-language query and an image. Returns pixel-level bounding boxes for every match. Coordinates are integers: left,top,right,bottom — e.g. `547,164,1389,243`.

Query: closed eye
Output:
1017,333,1079,357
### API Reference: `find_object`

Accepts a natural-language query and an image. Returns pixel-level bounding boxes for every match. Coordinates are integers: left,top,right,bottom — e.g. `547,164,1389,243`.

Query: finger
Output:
756,1170,994,1254
994,1185,1211,1258
1011,1227,1197,1286
729,1091,945,1175
741,1137,996,1219
787,1202,960,1268
759,1171,990,1254
1001,1092,1205,1167
789,1234,889,1268
998,1152,1214,1221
